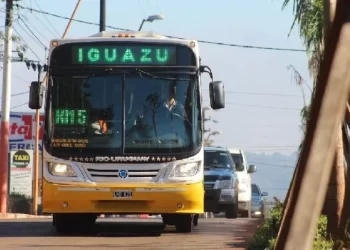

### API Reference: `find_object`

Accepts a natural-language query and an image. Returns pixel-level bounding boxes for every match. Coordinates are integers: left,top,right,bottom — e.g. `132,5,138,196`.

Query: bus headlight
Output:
48,163,77,177
170,162,200,177
217,179,234,189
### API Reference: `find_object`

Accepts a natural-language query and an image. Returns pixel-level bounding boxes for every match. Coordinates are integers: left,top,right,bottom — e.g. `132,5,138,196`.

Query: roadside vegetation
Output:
8,192,42,214
248,198,332,250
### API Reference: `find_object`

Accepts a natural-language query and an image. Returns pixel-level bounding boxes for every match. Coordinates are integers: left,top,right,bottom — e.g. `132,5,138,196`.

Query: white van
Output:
228,148,257,218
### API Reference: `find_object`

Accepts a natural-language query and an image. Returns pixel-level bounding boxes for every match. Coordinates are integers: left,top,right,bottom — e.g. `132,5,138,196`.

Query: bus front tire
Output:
175,214,194,233
53,214,97,233
53,214,72,233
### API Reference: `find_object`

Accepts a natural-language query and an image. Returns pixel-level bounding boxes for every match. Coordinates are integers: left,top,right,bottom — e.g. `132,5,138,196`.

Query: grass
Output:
248,200,333,250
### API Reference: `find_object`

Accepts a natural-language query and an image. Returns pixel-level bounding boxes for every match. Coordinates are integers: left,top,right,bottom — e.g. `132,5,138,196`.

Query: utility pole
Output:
0,0,13,214
100,0,106,32
31,0,83,215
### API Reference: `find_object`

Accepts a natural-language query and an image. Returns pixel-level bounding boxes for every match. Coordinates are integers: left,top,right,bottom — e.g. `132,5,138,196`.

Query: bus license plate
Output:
113,190,133,199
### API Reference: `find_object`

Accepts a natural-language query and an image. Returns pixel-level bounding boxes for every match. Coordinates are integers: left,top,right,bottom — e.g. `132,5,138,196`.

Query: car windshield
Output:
204,150,233,169
252,184,260,196
230,153,244,171
44,73,202,156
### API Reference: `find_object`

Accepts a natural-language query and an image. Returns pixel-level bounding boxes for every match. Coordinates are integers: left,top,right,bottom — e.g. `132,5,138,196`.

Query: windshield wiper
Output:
82,68,193,82
135,68,192,81
82,68,129,82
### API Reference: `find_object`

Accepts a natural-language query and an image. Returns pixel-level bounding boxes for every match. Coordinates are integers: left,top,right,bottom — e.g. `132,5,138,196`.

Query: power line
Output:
19,10,51,44
15,5,308,53
202,89,302,97
10,91,301,111
15,5,130,31
13,25,44,63
249,160,295,168
245,148,298,152
260,187,289,191
0,91,29,99
18,17,47,49
225,102,300,110
11,102,28,109
203,99,301,110
12,74,29,83
32,0,60,37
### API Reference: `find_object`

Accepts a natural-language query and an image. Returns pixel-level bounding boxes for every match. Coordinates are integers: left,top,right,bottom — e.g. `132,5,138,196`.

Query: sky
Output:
0,0,313,156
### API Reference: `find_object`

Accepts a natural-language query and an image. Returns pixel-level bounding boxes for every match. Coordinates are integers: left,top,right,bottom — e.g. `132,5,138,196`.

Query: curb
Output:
0,213,161,219
0,213,52,219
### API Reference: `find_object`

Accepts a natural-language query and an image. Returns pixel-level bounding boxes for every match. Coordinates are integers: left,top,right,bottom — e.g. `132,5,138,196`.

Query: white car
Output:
228,148,257,218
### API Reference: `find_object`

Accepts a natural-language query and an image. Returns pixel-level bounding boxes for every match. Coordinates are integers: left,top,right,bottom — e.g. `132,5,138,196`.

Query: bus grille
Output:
83,166,161,182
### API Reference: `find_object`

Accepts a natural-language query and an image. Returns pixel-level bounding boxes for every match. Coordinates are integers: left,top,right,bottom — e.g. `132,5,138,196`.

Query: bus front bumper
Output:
42,180,204,215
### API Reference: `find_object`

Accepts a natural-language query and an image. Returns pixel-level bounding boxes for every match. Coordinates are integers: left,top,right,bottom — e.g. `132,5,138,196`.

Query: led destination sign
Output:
55,109,87,126
72,45,177,65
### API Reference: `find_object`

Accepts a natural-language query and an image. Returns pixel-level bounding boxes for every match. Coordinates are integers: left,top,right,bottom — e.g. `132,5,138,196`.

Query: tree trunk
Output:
336,123,350,249
322,0,346,239
324,125,345,238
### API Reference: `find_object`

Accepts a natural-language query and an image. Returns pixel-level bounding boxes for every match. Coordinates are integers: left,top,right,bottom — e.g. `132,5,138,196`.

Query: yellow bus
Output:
28,31,225,233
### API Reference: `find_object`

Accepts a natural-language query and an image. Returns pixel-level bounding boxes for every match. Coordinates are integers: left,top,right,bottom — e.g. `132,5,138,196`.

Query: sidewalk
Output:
0,213,52,219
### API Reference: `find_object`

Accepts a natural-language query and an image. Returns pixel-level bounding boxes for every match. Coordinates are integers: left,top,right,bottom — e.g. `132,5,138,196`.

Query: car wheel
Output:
226,203,238,219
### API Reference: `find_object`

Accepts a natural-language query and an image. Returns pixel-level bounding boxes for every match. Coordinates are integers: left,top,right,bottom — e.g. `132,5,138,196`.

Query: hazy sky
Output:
0,0,313,155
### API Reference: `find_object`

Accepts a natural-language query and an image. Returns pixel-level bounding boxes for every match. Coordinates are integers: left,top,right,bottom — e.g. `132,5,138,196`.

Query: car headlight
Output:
169,162,200,177
48,163,77,177
217,179,234,189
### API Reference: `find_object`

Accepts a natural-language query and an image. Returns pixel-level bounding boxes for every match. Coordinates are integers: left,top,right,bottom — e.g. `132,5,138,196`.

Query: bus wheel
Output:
175,214,193,233
193,214,199,226
53,214,96,234
53,214,72,233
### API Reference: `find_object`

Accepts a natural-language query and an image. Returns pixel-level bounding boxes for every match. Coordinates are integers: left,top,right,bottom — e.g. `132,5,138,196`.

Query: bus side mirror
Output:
209,81,225,110
29,81,44,109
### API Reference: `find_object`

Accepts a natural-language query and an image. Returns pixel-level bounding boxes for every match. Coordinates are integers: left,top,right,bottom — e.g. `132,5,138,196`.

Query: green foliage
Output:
282,0,323,53
8,192,43,214
247,202,283,250
248,203,333,250
0,11,28,61
8,192,31,214
283,0,323,150
283,0,324,81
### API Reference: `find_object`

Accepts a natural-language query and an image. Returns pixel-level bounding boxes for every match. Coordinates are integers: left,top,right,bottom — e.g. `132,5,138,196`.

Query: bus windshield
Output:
45,73,202,157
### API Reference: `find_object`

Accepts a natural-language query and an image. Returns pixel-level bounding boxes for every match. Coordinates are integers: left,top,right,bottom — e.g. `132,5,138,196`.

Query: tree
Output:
283,0,345,240
0,1,29,63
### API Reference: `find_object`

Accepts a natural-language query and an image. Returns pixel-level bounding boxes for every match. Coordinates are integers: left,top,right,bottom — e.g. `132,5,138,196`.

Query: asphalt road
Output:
0,217,260,250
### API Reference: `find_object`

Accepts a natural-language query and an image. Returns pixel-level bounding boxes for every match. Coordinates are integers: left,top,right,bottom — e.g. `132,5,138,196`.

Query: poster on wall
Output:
0,112,44,152
9,149,33,198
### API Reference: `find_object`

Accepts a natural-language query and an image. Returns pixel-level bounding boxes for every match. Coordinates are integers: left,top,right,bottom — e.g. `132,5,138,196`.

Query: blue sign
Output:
119,169,128,178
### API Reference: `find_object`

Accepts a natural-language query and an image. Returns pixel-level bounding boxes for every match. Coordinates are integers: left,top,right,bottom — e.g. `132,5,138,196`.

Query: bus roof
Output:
48,31,199,58
50,31,195,44
90,31,168,39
